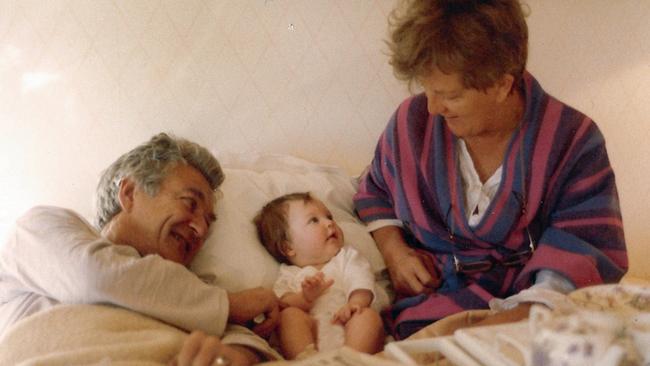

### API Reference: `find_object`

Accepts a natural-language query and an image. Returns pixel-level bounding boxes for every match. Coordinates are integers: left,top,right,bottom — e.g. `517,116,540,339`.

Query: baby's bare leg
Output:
344,308,385,354
278,307,316,359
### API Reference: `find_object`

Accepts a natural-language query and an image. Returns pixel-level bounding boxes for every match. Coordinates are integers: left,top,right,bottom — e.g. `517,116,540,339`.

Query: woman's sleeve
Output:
354,111,400,224
0,206,229,336
515,123,628,290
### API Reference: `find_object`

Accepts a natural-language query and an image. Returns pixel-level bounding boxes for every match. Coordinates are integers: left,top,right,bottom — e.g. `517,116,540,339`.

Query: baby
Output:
254,192,385,359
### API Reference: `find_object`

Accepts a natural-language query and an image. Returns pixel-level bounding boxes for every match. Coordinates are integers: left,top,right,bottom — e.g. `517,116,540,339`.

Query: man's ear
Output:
495,73,515,102
118,178,137,212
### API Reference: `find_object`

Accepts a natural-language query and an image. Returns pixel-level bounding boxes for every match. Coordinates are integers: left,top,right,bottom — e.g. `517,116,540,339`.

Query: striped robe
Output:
354,72,627,339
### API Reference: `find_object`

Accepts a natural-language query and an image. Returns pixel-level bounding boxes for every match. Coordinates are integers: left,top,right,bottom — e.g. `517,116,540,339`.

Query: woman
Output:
354,0,627,339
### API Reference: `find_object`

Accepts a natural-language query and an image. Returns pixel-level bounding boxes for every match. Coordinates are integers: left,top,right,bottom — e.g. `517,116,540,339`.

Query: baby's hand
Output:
301,272,334,303
331,303,362,325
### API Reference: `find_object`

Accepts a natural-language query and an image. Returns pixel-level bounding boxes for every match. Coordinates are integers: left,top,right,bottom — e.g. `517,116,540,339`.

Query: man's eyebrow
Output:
433,88,460,95
183,188,217,222
183,188,205,200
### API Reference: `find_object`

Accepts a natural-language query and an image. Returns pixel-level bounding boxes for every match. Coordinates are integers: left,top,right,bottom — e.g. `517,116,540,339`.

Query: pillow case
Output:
190,153,386,292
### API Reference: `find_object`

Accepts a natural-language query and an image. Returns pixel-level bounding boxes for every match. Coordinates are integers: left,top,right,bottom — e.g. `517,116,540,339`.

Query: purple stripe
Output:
546,115,592,199
397,99,429,228
379,132,396,199
524,245,603,288
527,99,563,219
357,207,394,218
568,166,613,194
420,115,435,176
476,133,523,236
601,249,628,269
554,217,623,229
445,131,476,241
397,294,465,322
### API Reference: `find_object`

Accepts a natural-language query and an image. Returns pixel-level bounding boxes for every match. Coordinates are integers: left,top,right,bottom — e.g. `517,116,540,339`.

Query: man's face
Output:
126,163,216,266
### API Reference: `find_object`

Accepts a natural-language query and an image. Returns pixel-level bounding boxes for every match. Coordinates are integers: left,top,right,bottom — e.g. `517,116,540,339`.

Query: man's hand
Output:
301,272,334,303
227,287,279,338
170,330,259,366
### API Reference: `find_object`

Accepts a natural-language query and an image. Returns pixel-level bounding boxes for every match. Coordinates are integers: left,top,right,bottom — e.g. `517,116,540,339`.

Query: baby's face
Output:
284,199,344,267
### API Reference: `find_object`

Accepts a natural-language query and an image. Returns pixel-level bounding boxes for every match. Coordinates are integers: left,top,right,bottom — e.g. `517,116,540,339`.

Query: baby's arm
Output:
332,288,374,325
281,272,333,311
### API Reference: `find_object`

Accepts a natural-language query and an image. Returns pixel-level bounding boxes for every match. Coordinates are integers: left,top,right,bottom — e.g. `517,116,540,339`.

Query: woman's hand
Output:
227,287,279,338
386,249,436,296
372,226,439,297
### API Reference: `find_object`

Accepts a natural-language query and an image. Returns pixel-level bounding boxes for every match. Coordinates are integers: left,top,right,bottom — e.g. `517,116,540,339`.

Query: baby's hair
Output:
254,192,314,264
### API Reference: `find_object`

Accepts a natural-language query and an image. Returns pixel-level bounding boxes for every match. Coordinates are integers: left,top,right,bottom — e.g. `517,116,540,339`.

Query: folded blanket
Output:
0,304,186,365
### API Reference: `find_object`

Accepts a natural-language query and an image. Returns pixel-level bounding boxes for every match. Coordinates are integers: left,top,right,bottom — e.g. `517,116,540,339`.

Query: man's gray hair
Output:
95,132,224,229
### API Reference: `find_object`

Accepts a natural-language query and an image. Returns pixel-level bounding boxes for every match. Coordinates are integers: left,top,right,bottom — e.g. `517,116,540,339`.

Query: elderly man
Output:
0,133,280,365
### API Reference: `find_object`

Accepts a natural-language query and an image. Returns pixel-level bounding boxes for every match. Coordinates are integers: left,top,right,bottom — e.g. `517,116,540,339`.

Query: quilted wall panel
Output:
0,0,648,278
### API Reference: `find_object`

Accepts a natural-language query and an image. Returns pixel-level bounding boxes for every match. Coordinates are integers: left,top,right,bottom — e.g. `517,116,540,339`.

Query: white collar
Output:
457,139,502,227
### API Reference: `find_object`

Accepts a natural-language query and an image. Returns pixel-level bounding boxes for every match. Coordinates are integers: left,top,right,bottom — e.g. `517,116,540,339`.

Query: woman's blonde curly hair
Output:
387,0,528,91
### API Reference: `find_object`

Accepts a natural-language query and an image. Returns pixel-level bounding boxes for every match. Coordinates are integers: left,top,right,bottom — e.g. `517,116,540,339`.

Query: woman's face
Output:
419,68,509,139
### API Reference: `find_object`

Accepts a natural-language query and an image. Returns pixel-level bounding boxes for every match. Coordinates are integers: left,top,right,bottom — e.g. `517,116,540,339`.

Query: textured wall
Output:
1,0,648,278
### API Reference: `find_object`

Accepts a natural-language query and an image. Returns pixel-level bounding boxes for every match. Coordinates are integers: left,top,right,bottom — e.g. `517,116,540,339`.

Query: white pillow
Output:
190,153,386,292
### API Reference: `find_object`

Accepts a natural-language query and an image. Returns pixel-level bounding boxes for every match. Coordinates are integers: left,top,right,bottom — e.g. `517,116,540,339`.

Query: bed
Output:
1,152,648,366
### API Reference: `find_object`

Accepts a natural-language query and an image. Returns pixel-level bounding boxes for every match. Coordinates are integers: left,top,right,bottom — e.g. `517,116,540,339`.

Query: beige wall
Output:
0,1,647,278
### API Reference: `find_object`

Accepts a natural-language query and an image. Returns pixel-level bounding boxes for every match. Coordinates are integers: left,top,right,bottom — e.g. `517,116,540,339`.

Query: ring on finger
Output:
212,355,231,366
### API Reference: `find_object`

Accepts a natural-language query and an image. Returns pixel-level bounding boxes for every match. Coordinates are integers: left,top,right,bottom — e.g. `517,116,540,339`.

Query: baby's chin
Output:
318,245,343,264
330,243,344,255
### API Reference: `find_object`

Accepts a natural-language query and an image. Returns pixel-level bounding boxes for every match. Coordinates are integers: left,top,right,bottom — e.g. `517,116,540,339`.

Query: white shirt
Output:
457,139,503,227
